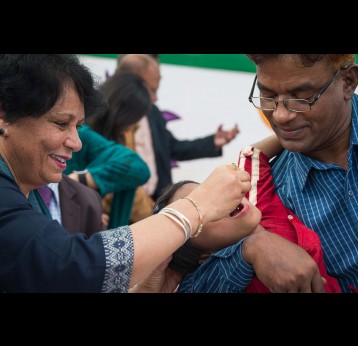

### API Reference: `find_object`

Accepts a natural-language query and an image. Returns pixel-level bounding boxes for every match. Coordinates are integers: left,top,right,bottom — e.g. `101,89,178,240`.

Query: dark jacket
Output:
148,105,222,199
59,174,106,236
0,162,105,293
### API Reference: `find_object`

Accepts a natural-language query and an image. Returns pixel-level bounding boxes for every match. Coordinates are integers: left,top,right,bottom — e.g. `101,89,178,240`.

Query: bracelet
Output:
78,173,87,186
183,197,203,238
162,207,193,237
158,208,191,243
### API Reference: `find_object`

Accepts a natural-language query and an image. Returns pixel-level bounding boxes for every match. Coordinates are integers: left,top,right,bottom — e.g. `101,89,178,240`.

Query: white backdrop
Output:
80,55,273,184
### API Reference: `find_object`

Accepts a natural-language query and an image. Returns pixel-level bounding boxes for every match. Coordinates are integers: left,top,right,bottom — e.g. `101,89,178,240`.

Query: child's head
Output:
154,180,262,274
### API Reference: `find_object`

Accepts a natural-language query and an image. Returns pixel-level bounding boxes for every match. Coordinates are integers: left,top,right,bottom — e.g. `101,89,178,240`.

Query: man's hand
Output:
214,124,240,149
243,229,326,293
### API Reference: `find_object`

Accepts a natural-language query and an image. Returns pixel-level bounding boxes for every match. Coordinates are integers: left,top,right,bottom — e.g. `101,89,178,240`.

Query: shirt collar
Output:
293,154,334,191
292,93,358,191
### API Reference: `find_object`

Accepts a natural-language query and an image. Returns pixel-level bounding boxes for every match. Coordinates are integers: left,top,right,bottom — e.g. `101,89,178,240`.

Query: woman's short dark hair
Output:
0,54,107,122
153,180,205,275
87,71,151,143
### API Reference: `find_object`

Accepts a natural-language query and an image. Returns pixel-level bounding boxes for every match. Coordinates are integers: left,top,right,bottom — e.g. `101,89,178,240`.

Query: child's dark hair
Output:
153,180,205,275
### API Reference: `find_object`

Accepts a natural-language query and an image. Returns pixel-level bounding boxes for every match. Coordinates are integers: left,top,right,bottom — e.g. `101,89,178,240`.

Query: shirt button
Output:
348,190,354,196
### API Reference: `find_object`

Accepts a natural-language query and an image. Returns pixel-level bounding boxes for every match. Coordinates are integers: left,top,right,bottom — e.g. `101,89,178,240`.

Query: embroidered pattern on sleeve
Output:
100,226,134,293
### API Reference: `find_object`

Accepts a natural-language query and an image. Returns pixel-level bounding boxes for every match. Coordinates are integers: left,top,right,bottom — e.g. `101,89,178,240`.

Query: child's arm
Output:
251,134,282,159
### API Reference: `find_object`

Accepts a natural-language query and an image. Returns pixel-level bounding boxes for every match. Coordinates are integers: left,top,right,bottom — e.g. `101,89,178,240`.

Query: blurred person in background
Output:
86,71,155,224
117,54,239,200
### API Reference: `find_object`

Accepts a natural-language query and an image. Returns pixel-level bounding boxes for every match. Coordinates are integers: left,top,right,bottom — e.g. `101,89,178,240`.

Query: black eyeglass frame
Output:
248,68,342,112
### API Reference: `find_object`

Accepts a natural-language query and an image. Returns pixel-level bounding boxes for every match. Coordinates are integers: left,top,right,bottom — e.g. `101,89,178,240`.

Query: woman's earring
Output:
0,128,4,136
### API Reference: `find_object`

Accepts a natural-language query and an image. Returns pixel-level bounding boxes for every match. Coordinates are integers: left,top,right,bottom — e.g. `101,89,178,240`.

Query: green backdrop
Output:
85,54,358,74
85,54,256,73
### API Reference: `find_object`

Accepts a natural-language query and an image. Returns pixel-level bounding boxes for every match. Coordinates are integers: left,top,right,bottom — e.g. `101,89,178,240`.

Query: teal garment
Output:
0,156,52,219
65,125,150,228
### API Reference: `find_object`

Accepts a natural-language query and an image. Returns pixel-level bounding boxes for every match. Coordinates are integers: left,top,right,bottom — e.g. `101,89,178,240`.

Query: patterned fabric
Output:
100,227,134,293
269,93,358,293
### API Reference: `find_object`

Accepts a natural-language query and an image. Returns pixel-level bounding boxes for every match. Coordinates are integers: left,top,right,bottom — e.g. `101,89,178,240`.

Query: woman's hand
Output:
189,163,251,224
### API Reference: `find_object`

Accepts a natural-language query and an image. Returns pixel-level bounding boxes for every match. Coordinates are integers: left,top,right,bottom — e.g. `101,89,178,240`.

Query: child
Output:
153,136,341,293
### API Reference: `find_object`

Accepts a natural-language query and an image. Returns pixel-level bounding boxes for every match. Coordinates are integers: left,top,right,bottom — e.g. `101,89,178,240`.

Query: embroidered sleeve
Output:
100,226,134,293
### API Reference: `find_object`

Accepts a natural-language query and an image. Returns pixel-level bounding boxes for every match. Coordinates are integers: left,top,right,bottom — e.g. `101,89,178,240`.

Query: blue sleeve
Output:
178,240,254,293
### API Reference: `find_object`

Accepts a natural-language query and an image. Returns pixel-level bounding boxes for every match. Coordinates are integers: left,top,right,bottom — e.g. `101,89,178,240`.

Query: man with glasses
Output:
235,54,358,293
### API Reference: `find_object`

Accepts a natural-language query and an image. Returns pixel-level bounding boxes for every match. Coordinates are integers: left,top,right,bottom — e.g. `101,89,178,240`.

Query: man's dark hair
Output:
247,54,355,70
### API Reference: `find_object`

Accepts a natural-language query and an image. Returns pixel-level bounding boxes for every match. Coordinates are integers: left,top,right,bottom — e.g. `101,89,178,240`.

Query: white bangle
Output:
159,208,191,243
161,207,193,237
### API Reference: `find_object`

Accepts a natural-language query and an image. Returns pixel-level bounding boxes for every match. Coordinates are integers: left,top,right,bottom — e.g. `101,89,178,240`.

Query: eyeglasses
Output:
248,68,341,113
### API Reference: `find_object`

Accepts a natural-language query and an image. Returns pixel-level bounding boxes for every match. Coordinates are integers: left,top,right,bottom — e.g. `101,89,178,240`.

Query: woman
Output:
0,54,251,293
86,71,155,225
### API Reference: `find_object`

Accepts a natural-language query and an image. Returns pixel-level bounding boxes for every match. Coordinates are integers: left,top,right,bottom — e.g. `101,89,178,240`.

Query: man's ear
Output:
343,64,358,101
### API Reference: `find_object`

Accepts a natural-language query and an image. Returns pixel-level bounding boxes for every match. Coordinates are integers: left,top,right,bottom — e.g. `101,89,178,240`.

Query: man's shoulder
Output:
269,150,297,185
149,105,167,125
